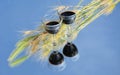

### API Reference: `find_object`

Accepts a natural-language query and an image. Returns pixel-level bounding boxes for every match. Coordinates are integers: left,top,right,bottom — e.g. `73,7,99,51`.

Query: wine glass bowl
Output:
45,21,60,34
60,11,76,24
63,42,79,57
43,11,61,34
49,51,64,65
48,51,66,71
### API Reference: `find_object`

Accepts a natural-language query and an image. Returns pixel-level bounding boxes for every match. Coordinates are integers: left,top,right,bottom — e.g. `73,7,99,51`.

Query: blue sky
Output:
0,0,120,75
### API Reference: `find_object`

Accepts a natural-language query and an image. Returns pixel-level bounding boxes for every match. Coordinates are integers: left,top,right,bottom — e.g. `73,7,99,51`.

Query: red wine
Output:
49,51,64,65
63,42,78,57
60,11,76,24
45,21,60,34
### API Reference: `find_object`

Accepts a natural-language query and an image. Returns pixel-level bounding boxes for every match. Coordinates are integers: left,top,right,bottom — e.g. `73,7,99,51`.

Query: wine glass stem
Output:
67,25,72,43
52,34,57,51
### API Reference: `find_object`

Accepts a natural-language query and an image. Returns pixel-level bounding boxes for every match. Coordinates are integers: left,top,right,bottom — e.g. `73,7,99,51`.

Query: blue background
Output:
0,0,120,75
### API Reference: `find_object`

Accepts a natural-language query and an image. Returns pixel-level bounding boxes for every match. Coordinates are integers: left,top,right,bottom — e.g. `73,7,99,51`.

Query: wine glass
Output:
42,11,66,71
58,6,80,61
